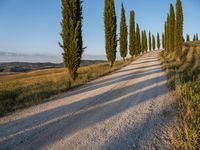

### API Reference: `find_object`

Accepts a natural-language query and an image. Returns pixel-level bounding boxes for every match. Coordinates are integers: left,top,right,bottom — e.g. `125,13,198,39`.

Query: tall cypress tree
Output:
169,4,175,52
135,24,141,55
104,0,117,67
149,31,152,51
196,33,199,41
146,31,148,52
186,34,190,42
162,33,165,49
175,0,183,57
152,35,156,50
120,3,128,60
157,32,160,50
166,14,170,52
182,36,185,43
141,31,145,53
193,35,196,41
60,0,83,80
164,22,167,51
129,10,135,58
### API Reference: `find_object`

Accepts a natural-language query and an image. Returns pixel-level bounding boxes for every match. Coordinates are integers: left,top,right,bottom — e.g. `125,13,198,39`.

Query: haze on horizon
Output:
0,0,199,62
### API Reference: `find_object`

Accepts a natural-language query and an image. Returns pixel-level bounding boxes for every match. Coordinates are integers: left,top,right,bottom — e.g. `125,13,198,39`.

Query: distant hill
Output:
0,60,106,73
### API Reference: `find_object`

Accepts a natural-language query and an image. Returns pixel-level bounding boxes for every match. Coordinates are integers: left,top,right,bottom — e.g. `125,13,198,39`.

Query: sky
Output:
0,0,200,62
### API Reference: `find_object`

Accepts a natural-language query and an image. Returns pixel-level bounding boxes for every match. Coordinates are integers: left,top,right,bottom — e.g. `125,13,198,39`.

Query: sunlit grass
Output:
160,43,200,150
0,59,132,116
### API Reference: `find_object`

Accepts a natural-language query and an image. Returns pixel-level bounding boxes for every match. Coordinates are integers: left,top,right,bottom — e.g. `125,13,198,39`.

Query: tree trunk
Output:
110,61,114,68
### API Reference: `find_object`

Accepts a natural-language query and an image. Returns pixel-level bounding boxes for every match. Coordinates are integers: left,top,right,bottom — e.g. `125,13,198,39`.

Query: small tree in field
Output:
120,3,128,60
60,0,84,80
104,0,117,67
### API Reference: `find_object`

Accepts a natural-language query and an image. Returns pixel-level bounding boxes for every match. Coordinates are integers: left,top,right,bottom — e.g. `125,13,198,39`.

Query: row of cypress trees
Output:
59,0,165,80
164,0,183,57
105,0,162,67
192,33,199,41
185,33,199,42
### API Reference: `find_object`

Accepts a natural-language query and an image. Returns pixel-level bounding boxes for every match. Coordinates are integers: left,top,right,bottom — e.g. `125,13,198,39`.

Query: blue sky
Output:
0,0,200,58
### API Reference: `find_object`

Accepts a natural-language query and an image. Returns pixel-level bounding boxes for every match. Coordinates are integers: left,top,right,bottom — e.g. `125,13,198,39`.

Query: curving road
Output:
0,51,176,150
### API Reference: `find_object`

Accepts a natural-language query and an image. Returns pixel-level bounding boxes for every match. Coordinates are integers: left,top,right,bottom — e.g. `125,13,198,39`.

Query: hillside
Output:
160,41,200,149
0,60,106,73
0,59,130,116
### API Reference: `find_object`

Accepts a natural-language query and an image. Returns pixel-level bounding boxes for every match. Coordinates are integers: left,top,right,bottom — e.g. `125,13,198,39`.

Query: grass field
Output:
160,41,200,150
0,59,132,116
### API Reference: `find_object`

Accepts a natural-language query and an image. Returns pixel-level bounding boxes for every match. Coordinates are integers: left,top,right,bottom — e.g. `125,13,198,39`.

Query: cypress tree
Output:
120,3,128,60
182,36,185,43
175,0,183,57
129,10,135,58
164,22,167,51
162,33,165,49
196,33,199,40
193,35,196,41
104,0,117,67
166,14,170,52
186,34,190,42
144,30,148,52
152,35,156,50
174,19,177,52
149,31,152,51
169,4,175,52
135,24,141,55
60,0,83,80
157,32,160,50
141,31,145,53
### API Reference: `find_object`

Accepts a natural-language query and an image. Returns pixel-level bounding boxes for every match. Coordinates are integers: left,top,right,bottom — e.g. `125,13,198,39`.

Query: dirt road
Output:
0,51,176,150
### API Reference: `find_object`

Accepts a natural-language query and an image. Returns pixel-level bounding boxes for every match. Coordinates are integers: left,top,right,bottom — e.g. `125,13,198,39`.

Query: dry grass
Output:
160,43,200,150
0,59,132,116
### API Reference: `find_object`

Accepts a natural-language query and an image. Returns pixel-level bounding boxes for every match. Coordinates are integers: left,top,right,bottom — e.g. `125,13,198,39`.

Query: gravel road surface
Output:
0,51,176,150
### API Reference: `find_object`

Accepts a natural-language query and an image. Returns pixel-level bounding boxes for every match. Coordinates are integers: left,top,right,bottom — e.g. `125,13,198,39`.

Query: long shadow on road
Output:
0,67,163,131
0,72,169,149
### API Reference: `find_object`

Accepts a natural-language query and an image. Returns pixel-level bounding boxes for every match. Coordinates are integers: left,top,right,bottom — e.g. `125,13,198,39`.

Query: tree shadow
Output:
130,60,160,65
0,67,164,130
0,73,169,149
65,67,163,98
100,103,175,150
115,63,161,74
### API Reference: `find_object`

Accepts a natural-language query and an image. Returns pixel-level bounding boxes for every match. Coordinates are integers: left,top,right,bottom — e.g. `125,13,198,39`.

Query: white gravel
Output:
0,51,176,150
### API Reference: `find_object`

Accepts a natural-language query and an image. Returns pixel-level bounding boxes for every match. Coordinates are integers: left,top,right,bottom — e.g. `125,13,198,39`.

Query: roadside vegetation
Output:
160,41,200,150
0,59,132,116
161,1,199,149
